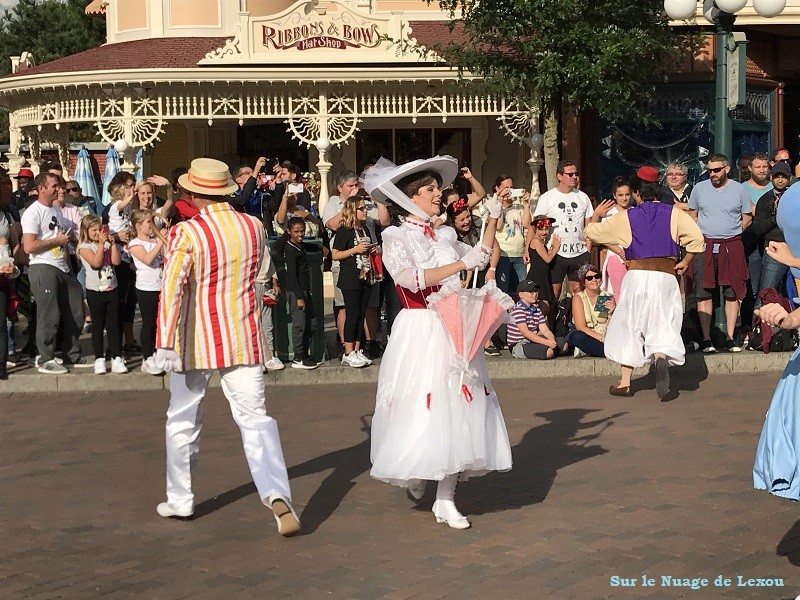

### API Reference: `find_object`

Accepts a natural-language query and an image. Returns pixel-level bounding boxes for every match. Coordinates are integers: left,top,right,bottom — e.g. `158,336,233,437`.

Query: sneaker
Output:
700,339,717,354
111,356,129,374
484,345,502,357
264,357,285,371
353,349,371,366
573,347,587,359
342,351,368,368
156,502,193,519
37,359,68,375
31,355,64,367
141,356,165,375
65,356,93,368
94,358,107,374
291,356,318,370
724,339,742,353
82,321,93,335
685,341,700,354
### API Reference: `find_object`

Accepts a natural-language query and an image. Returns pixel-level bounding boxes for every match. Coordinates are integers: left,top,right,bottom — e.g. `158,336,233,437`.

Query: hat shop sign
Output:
255,4,390,52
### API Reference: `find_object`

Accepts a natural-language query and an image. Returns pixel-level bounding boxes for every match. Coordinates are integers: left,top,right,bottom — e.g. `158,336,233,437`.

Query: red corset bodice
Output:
396,285,441,309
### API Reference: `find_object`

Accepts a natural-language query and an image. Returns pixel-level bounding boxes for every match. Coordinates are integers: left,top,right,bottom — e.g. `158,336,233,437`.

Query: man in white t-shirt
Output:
533,160,595,298
21,172,88,374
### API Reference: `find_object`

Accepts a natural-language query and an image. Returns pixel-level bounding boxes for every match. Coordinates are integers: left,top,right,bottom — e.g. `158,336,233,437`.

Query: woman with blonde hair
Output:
332,195,381,368
127,209,166,374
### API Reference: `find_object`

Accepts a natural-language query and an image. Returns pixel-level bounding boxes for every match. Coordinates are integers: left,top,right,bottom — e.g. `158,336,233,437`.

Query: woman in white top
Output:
77,215,127,374
127,209,165,374
364,156,511,530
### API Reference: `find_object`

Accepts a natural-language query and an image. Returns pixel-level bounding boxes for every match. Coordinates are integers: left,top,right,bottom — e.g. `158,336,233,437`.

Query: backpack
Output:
748,323,799,353
553,297,573,338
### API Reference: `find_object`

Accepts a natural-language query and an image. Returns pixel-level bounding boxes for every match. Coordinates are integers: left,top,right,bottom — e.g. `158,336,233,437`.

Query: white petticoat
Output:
370,308,513,487
604,270,685,368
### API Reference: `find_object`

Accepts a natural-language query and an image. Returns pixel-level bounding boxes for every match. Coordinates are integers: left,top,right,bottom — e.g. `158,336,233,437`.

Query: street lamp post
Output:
664,0,786,156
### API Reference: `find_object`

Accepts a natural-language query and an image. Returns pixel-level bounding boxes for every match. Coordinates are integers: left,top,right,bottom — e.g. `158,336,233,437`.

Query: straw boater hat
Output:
178,158,238,196
363,155,458,220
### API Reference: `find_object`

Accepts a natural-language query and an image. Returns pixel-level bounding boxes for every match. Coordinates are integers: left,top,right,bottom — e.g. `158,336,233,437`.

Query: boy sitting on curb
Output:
507,280,569,360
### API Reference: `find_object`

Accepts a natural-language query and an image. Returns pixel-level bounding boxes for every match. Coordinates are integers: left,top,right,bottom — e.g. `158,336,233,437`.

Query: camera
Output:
509,188,524,198
260,157,279,174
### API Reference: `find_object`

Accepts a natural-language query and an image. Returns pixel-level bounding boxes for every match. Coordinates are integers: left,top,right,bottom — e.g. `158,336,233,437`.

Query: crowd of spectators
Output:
1,147,797,380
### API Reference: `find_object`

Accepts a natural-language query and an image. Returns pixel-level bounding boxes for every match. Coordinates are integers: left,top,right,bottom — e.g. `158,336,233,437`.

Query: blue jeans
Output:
567,330,605,357
497,256,526,296
755,253,788,307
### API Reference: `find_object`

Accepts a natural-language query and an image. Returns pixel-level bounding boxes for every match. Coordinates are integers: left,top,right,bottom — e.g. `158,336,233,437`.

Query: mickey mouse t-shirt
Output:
534,188,594,258
20,201,71,273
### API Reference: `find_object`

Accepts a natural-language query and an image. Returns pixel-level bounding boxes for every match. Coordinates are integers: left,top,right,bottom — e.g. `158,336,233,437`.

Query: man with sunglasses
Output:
688,154,752,353
65,181,99,216
533,159,594,299
770,148,797,186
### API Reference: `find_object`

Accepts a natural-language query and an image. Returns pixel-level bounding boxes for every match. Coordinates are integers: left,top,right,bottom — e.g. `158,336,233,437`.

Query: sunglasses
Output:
776,158,791,164
708,166,726,174
562,172,579,178
534,221,551,229
584,274,601,281
66,187,79,192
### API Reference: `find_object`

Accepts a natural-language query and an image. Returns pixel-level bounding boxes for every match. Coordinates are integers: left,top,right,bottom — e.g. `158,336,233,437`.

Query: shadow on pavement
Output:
459,408,625,515
777,519,800,566
192,409,621,529
630,356,710,401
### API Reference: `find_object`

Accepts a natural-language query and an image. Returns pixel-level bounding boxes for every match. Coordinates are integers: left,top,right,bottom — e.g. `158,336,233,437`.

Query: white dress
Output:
369,221,513,487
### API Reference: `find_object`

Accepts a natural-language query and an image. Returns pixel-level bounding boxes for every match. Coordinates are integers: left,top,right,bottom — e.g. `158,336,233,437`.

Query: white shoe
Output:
356,349,373,366
267,493,300,537
110,356,128,374
34,355,64,367
156,502,193,518
264,357,285,371
94,358,107,375
432,499,470,529
573,347,587,359
341,351,367,368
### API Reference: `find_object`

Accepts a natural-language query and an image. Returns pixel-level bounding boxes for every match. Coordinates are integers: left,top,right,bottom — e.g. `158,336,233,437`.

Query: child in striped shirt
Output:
507,280,568,360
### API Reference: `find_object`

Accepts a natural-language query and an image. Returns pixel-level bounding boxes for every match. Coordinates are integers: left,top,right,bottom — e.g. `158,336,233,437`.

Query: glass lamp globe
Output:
753,0,786,17
714,0,748,12
664,0,699,20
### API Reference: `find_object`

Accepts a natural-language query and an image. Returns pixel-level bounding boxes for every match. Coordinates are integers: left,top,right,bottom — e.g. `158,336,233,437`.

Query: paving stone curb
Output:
0,350,791,393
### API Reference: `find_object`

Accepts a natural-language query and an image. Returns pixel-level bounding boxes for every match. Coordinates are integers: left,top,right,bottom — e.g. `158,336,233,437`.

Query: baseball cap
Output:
770,162,791,178
14,168,34,179
517,280,540,294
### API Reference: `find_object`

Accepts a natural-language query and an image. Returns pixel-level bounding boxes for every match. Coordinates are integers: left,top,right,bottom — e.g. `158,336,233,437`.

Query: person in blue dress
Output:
752,182,800,501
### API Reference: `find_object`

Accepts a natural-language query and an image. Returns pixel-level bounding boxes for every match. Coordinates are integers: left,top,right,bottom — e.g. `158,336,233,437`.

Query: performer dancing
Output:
365,156,512,530
154,158,300,536
753,181,800,501
584,183,704,399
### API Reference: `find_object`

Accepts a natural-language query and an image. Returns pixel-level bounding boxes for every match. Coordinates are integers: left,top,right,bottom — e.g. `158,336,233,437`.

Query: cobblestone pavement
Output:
2,372,798,600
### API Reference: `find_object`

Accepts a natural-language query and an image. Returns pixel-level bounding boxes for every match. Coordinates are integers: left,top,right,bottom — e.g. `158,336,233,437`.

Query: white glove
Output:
486,197,503,219
461,244,491,271
155,348,182,373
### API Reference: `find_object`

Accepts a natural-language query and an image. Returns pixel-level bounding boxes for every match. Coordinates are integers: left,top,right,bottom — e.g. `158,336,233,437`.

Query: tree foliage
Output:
0,0,106,77
429,0,686,123
0,0,105,143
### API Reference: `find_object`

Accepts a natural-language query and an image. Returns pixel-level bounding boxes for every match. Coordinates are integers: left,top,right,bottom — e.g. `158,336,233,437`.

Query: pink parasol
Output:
427,280,514,399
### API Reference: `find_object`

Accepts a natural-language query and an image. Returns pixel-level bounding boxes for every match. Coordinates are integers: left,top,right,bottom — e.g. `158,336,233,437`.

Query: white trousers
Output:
604,271,686,368
165,365,292,512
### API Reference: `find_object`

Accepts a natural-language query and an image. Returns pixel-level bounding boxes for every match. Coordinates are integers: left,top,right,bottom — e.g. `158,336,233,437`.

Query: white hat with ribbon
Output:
363,155,459,220
178,158,238,196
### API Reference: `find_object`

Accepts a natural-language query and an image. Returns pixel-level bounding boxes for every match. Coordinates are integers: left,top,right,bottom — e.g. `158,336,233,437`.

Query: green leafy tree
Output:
420,0,688,188
0,0,106,143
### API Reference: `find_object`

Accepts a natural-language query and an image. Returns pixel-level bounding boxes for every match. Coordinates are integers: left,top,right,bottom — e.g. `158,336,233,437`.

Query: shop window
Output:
237,123,308,171
356,128,471,172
